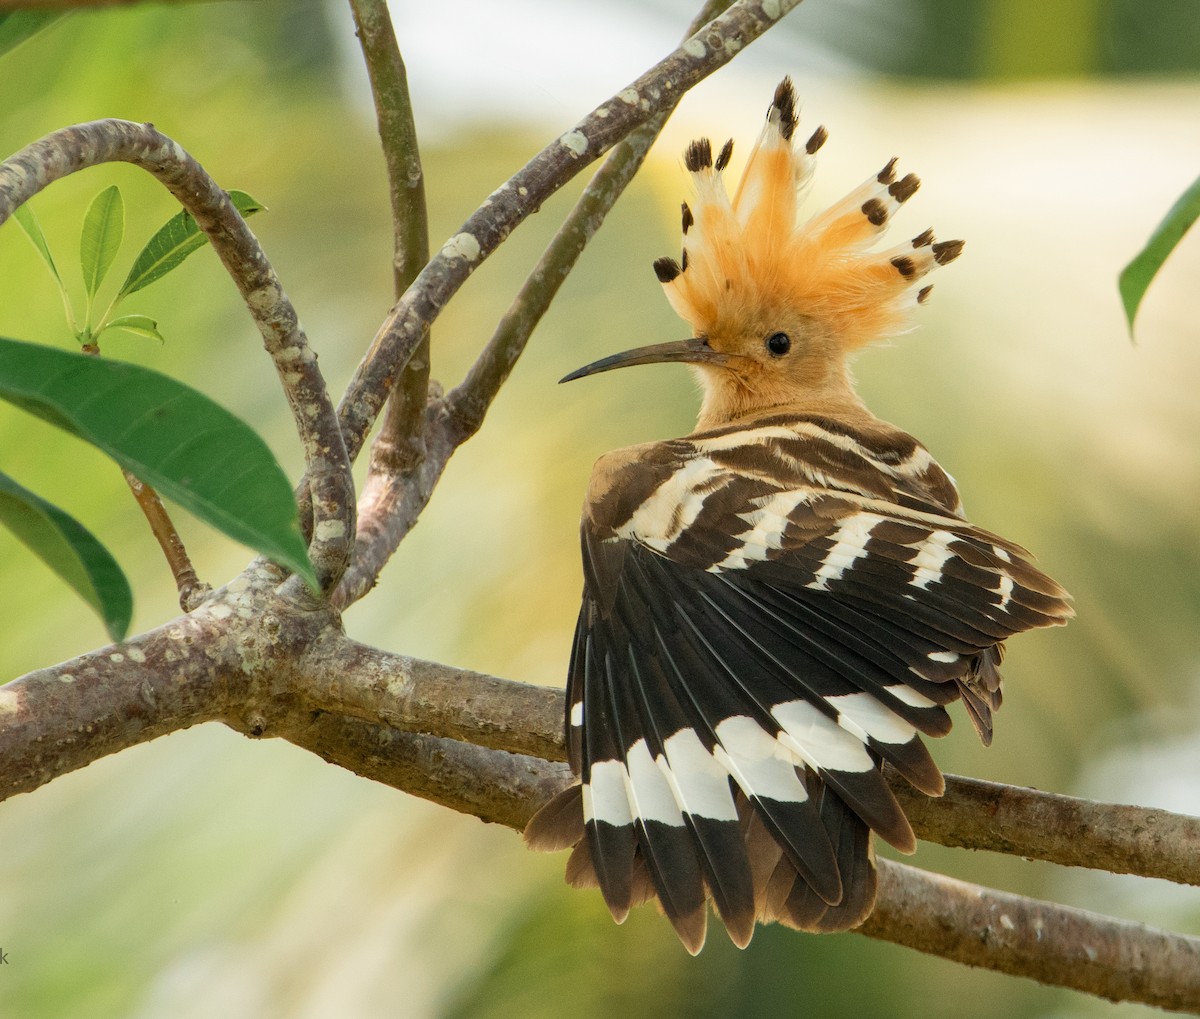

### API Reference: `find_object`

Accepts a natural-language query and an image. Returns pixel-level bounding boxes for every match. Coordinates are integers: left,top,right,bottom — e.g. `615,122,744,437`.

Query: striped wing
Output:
525,417,1072,951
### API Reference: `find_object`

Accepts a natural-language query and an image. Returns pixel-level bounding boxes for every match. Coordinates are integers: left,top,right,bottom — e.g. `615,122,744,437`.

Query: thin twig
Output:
349,0,429,299
349,0,432,476
78,343,209,609
0,120,355,592
120,469,209,610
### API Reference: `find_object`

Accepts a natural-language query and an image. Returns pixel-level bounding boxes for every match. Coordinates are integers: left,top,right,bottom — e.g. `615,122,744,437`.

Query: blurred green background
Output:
1,1,1199,1016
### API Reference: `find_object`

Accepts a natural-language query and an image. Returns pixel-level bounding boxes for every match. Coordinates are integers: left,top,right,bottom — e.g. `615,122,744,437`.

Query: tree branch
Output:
349,0,432,478
11,624,1199,893
331,0,741,608
297,637,564,760
889,767,1200,887
333,0,807,470
0,120,355,592
241,709,572,831
6,610,1200,1009
443,0,734,445
349,0,429,301
0,604,236,799
260,709,1200,1012
864,860,1200,1012
276,645,1200,889
119,468,209,610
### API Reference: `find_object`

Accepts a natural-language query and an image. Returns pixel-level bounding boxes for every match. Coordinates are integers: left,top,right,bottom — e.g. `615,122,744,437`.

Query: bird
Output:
524,78,1072,954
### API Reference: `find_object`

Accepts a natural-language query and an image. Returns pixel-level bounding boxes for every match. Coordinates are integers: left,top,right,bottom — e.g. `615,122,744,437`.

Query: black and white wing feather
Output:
525,415,1071,951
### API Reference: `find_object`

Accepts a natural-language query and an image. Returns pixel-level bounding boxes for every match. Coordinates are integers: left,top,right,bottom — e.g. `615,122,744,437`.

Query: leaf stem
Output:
75,343,208,610
120,468,209,610
91,289,122,338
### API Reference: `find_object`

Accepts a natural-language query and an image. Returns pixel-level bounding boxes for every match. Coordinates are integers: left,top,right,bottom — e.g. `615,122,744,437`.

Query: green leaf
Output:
0,470,132,641
0,337,316,589
0,12,66,59
13,202,78,332
99,314,164,344
80,185,125,299
13,203,62,285
118,190,265,299
1119,171,1200,338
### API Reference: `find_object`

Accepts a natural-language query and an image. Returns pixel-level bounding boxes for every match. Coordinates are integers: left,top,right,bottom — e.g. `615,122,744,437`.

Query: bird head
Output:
563,78,963,429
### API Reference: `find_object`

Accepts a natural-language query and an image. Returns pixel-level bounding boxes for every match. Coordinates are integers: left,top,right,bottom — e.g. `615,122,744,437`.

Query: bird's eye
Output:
765,331,791,357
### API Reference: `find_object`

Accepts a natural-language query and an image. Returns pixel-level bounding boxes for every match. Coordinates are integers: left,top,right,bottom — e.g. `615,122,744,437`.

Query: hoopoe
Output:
525,78,1072,953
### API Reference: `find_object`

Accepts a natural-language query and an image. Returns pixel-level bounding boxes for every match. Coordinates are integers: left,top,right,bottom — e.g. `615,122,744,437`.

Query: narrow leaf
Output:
0,470,132,641
0,13,66,59
100,314,164,344
13,204,63,284
14,202,78,332
0,337,316,589
1119,171,1200,337
80,185,125,298
119,190,265,298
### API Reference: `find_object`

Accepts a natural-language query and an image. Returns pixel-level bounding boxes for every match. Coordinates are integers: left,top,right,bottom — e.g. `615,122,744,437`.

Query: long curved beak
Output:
560,338,726,383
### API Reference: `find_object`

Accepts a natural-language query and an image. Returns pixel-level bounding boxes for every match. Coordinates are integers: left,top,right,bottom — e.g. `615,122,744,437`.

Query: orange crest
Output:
654,78,963,352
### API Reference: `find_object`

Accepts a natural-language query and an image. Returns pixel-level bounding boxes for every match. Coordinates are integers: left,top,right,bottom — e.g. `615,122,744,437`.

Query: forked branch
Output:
334,0,807,469
333,0,739,607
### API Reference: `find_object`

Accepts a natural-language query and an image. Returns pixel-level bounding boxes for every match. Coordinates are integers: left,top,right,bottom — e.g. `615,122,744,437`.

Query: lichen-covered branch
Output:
0,120,355,592
293,633,565,761
0,603,238,800
5,614,1200,1010
443,0,734,444
284,647,1200,889
864,860,1200,1012
332,0,743,608
17,611,1199,901
889,767,1200,887
334,0,806,469
349,0,432,477
263,710,1200,1013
